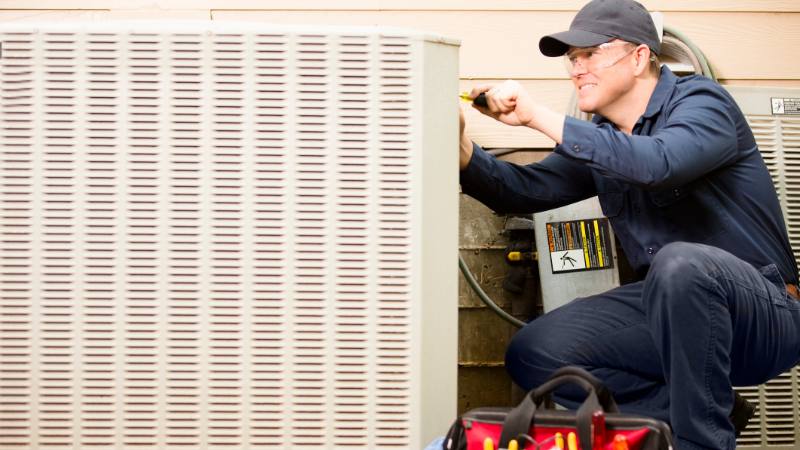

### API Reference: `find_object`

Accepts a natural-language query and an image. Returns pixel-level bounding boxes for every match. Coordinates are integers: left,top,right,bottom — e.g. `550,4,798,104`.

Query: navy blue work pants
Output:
505,242,800,450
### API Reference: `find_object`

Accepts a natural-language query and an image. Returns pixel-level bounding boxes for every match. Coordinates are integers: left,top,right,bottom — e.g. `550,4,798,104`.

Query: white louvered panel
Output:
41,31,81,449
375,35,412,449
773,118,800,448
742,108,800,449
735,385,762,446
736,369,798,448
207,32,246,448
748,115,789,262
83,31,121,449
795,366,800,447
234,30,259,447
780,117,800,267
0,30,36,449
1,22,459,449
249,32,290,446
290,32,332,446
762,370,796,446
748,117,781,198
125,32,164,449
331,33,375,449
163,31,206,448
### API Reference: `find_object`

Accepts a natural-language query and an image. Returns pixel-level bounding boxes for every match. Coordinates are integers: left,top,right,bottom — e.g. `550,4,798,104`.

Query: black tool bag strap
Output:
442,416,466,450
498,367,619,449
574,392,601,450
497,390,538,448
535,366,619,413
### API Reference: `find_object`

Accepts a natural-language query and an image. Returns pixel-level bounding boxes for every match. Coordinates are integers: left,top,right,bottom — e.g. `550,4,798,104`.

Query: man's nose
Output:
570,60,589,77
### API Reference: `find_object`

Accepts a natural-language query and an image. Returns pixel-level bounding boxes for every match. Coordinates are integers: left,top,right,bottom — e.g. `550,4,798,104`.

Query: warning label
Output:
771,98,800,115
546,218,614,274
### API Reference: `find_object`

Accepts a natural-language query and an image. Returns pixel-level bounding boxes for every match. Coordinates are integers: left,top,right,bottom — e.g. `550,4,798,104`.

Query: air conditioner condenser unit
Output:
0,21,460,449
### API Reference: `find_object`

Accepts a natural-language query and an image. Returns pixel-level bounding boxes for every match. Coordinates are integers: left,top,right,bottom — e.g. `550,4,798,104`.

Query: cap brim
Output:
539,29,613,57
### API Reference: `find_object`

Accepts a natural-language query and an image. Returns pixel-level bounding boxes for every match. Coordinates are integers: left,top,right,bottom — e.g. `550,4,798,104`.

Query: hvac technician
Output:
457,0,800,449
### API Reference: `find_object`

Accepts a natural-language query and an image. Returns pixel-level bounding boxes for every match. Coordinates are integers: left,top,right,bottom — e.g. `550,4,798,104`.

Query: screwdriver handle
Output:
473,92,488,108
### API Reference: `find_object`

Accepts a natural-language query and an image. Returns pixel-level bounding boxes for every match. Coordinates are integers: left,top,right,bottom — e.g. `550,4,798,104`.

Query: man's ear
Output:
633,44,651,77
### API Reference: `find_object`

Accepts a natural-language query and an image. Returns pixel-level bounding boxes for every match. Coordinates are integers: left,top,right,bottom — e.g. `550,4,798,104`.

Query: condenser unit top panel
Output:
0,20,461,45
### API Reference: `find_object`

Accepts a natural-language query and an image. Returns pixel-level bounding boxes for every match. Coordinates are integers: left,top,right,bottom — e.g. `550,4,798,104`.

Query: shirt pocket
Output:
599,191,624,218
648,184,728,241
650,185,689,207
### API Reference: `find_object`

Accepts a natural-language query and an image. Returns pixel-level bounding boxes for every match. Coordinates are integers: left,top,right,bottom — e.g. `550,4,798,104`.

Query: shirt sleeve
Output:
459,141,597,215
555,83,740,189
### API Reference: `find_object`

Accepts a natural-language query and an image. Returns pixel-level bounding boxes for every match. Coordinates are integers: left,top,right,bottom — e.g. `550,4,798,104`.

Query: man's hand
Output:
469,80,566,145
470,80,536,128
459,106,473,170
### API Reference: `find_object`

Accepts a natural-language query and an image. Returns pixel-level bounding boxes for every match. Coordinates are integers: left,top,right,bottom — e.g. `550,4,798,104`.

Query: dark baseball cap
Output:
539,0,660,57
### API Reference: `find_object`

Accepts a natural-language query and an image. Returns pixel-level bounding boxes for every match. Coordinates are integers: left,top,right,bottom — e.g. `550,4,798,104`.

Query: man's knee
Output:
649,241,717,284
644,241,732,317
505,320,565,390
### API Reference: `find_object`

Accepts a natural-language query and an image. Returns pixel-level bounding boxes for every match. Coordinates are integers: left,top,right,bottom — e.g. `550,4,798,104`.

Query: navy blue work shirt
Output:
460,66,799,283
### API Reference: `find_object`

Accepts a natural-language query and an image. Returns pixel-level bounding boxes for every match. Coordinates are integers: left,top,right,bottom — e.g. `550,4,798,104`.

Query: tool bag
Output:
443,366,673,450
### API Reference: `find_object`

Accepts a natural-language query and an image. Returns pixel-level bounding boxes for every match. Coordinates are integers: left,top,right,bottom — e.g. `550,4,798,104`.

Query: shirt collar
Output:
642,65,677,119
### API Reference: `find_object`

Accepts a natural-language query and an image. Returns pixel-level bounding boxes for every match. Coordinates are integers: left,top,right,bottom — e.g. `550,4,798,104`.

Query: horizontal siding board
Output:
721,80,800,87
461,80,569,149
664,12,800,80
0,0,155,8
2,0,798,11
103,8,209,17
0,9,103,19
210,10,800,80
466,116,556,149
0,9,208,19
460,79,574,113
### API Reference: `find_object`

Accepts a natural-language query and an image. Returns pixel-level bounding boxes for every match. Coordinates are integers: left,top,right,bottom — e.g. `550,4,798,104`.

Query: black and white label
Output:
771,97,800,115
546,218,613,274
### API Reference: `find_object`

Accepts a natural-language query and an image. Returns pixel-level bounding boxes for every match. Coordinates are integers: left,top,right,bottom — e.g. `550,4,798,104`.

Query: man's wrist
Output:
526,105,565,144
524,104,545,130
459,135,473,170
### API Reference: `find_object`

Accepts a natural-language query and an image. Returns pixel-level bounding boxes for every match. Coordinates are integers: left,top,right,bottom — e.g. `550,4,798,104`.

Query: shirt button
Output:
647,247,655,255
673,188,680,197
572,144,580,152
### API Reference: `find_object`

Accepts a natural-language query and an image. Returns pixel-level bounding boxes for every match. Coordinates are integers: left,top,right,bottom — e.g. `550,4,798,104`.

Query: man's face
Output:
565,40,637,114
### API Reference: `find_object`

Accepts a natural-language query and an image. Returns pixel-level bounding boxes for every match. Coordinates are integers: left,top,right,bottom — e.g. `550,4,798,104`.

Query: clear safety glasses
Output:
563,41,637,75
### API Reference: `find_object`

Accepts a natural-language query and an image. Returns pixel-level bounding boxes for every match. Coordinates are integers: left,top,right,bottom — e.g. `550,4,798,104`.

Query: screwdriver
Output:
612,434,629,450
567,432,578,450
460,91,488,108
554,432,565,450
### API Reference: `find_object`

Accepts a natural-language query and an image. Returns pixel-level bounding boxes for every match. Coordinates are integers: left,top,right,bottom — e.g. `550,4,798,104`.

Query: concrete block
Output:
458,307,516,363
459,194,507,248
458,249,513,308
457,366,515,415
